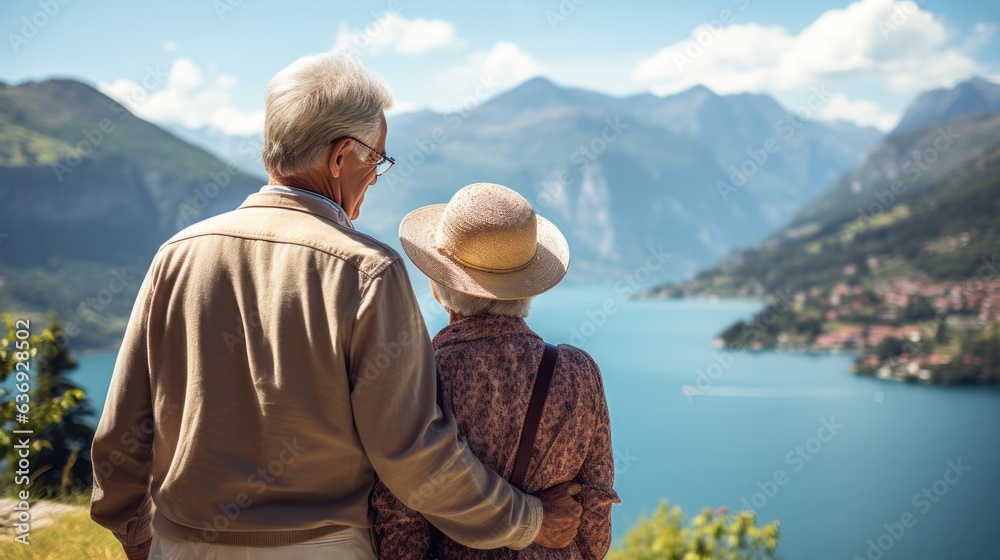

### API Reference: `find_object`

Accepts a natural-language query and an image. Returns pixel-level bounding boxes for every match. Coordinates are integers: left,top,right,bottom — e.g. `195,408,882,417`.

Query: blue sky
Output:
3,0,998,134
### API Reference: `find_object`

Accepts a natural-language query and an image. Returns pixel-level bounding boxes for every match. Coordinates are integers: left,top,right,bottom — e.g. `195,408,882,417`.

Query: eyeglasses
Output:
332,136,395,177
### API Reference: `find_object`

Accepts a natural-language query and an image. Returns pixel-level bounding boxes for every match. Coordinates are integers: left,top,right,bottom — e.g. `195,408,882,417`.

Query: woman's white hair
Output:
262,51,394,178
431,281,533,319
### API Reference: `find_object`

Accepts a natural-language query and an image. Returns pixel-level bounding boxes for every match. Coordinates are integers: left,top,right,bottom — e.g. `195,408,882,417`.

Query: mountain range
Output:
891,76,1000,136
165,76,882,281
368,77,880,282
653,76,1000,300
5,75,991,350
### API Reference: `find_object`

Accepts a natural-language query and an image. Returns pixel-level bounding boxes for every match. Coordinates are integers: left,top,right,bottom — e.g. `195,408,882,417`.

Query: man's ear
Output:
328,138,352,178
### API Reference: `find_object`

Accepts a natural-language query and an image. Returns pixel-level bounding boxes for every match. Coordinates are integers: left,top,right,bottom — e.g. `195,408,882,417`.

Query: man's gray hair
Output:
432,281,533,319
262,51,394,178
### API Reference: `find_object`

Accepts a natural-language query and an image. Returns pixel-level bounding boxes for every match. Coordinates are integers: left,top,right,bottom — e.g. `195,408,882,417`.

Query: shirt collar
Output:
255,185,355,230
432,314,540,351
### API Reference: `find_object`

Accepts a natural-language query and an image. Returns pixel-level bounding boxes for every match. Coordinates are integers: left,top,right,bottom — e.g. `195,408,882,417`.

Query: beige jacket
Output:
90,188,543,549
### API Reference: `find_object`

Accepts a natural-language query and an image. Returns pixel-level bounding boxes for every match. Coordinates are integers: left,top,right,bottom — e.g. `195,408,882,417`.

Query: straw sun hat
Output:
398,183,570,300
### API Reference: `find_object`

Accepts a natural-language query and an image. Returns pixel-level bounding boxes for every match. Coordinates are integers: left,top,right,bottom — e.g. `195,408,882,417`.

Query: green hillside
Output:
0,79,265,349
648,113,1000,384
787,111,1000,232
654,114,1000,297
0,79,265,248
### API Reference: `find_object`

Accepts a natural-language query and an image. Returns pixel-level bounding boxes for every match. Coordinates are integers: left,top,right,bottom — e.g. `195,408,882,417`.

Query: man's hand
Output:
122,538,151,560
533,481,583,548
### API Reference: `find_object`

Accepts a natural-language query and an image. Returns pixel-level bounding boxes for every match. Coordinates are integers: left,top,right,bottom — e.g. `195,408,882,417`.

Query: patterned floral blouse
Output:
372,313,620,559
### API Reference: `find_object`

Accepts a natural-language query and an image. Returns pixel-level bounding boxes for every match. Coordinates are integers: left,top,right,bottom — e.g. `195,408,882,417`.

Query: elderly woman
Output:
373,183,620,559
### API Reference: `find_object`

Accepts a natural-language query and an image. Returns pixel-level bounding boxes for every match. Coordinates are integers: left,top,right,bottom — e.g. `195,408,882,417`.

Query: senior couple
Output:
90,52,619,560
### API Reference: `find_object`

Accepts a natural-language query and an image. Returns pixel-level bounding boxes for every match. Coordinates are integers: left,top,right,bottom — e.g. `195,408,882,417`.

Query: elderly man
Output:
90,52,581,560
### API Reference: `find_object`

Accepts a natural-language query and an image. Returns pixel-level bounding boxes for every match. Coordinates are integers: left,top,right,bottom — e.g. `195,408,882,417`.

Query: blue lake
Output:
72,285,1000,559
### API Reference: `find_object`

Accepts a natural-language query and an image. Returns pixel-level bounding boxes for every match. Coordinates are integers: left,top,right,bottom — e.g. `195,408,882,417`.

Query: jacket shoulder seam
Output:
162,230,399,279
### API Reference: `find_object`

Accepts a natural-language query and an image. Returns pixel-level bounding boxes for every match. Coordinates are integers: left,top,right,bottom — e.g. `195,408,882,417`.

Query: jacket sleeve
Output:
90,259,158,548
575,357,621,560
349,259,542,550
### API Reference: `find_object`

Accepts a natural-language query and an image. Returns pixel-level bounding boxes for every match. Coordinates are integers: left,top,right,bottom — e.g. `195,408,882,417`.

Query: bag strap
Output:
509,343,558,489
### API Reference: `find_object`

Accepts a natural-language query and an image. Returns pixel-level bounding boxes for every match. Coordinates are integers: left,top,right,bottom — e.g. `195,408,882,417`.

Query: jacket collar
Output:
238,186,355,230
432,314,541,351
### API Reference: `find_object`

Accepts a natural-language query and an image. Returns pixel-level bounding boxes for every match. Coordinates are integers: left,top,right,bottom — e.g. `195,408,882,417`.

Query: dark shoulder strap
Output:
510,343,558,489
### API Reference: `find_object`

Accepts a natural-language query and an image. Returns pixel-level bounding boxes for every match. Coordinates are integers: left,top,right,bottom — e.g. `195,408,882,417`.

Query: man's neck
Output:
269,174,341,207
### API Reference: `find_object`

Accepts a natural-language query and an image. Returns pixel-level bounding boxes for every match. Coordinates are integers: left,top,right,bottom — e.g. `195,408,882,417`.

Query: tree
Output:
1,313,95,497
719,321,748,346
874,337,907,361
986,331,1000,383
934,321,949,344
32,314,96,494
608,501,781,560
904,298,937,321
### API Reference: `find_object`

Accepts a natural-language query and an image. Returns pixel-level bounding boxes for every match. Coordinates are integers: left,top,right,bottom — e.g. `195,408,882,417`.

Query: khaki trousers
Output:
149,527,379,559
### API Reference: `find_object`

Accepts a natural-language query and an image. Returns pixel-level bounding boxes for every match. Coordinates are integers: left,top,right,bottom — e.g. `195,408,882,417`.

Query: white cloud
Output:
431,42,544,111
208,106,265,136
333,13,461,56
631,0,991,124
816,94,898,130
477,42,545,86
386,101,422,116
99,58,263,136
168,58,202,91
215,74,238,89
961,22,996,53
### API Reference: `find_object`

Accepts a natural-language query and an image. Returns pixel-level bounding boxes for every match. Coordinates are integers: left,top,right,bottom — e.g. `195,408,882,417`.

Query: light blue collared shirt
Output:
259,185,355,230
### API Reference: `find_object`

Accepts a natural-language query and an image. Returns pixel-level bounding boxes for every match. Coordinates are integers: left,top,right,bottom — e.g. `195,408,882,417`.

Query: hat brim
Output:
399,204,570,300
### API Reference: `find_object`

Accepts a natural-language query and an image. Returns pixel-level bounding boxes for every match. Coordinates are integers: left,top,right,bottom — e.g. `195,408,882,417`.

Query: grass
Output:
3,491,121,559
867,203,911,230
6,511,121,559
